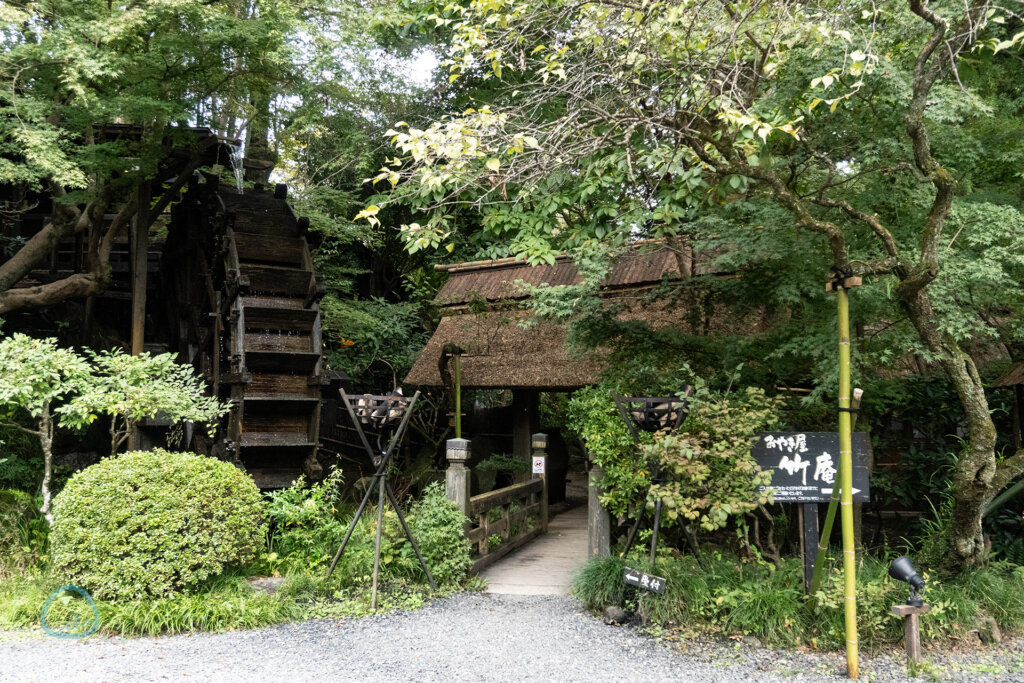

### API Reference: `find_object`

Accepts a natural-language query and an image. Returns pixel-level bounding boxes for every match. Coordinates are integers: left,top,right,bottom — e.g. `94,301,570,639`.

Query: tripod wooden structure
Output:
325,389,436,608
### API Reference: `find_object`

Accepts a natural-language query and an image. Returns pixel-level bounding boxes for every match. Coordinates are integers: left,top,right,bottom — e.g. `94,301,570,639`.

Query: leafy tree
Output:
0,0,306,313
62,349,229,455
0,334,90,522
370,0,1024,570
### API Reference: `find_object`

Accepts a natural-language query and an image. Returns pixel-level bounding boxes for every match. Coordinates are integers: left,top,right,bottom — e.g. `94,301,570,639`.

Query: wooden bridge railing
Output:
447,434,549,572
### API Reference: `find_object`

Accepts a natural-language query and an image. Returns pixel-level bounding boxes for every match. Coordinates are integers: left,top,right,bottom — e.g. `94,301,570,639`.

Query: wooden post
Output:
128,181,151,452
801,502,819,594
454,354,462,439
130,181,151,357
512,390,539,461
445,438,471,517
891,603,930,665
532,433,548,533
588,460,611,557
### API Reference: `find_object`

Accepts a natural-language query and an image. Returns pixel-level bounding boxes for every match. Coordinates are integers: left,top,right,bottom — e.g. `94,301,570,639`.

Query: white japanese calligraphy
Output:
814,452,836,485
778,453,810,485
764,433,808,454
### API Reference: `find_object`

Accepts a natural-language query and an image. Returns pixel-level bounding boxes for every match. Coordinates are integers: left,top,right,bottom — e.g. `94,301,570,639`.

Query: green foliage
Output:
476,453,529,472
61,349,229,454
98,574,297,636
409,482,472,586
266,476,470,588
573,554,628,611
320,296,429,389
574,553,1024,651
646,387,781,531
566,386,649,517
0,489,48,577
0,424,42,491
265,468,347,571
51,450,265,601
0,335,89,423
568,382,781,532
0,570,295,636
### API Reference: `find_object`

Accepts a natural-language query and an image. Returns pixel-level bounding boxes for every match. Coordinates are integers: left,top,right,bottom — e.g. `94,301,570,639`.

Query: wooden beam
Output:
130,181,151,356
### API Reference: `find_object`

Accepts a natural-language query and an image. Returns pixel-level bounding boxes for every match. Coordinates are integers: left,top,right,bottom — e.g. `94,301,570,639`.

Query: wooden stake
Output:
892,603,930,665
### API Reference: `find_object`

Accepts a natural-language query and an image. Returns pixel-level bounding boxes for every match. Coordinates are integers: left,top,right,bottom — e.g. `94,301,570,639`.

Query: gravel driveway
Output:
2,593,1022,682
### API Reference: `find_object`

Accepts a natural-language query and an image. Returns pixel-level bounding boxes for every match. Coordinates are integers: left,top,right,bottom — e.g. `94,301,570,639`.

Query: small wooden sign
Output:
624,567,666,594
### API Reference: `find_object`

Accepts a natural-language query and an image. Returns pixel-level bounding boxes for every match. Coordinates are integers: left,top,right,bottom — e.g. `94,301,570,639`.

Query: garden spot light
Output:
889,555,926,607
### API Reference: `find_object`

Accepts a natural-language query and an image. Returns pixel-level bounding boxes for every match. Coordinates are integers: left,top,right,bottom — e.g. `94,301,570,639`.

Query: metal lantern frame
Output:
610,387,700,565
326,389,436,607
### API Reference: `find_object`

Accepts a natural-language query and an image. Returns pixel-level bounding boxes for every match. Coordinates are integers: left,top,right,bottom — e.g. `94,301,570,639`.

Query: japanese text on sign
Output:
752,432,870,503
623,567,667,594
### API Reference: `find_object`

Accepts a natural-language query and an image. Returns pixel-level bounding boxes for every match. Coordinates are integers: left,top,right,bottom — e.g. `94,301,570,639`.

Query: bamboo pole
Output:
454,354,462,439
808,387,862,599
838,285,859,679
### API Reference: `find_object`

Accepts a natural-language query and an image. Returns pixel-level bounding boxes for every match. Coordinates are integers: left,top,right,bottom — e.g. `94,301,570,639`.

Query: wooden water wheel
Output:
163,176,327,488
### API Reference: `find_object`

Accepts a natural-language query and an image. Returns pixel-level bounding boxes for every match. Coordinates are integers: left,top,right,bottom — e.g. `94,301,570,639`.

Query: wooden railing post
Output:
445,438,471,517
532,433,548,533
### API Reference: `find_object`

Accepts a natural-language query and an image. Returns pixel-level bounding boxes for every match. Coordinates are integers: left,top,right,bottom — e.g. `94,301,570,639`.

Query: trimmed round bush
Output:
51,449,265,601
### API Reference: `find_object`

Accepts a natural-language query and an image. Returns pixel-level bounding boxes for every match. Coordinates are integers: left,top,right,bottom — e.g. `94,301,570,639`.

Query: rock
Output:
247,577,287,595
603,606,628,625
742,635,763,649
977,615,1002,645
960,630,983,648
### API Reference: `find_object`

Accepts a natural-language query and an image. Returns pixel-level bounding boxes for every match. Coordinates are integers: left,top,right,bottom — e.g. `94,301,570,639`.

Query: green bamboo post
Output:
838,284,859,679
454,353,462,439
808,388,862,600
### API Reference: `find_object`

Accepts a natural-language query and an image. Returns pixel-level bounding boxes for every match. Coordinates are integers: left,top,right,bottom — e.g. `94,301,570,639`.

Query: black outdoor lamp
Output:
889,555,926,607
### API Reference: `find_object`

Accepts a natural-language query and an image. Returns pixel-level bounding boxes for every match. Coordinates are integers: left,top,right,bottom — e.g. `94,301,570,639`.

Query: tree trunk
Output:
900,287,999,567
38,405,54,525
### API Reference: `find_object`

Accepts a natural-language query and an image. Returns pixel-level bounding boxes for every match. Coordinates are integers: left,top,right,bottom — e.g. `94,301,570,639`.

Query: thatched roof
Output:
993,363,1024,387
433,243,692,307
405,242,756,389
404,312,605,389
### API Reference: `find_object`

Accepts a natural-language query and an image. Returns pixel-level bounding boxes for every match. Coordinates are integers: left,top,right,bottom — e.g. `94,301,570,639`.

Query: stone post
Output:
531,433,548,533
588,459,611,557
445,438,471,517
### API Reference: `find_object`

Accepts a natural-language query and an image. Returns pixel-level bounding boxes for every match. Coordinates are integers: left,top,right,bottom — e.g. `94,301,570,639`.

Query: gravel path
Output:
2,593,1023,682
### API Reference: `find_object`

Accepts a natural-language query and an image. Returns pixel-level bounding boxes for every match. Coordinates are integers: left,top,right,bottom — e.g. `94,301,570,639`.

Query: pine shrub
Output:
51,449,265,601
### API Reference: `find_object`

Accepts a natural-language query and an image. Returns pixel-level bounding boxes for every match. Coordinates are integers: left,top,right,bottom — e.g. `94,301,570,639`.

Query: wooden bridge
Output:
446,434,597,594
479,506,588,595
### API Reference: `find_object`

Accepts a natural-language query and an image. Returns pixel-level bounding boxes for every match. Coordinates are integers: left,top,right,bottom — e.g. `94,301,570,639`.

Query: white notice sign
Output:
532,457,545,474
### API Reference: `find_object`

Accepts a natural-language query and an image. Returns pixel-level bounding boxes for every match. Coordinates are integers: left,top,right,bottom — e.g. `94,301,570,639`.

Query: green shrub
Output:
265,468,347,571
408,482,472,586
267,476,470,588
51,449,265,601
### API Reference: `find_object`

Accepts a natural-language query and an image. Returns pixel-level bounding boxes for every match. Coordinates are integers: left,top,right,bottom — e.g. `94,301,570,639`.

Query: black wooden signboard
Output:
753,431,872,595
752,432,871,503
624,567,667,594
